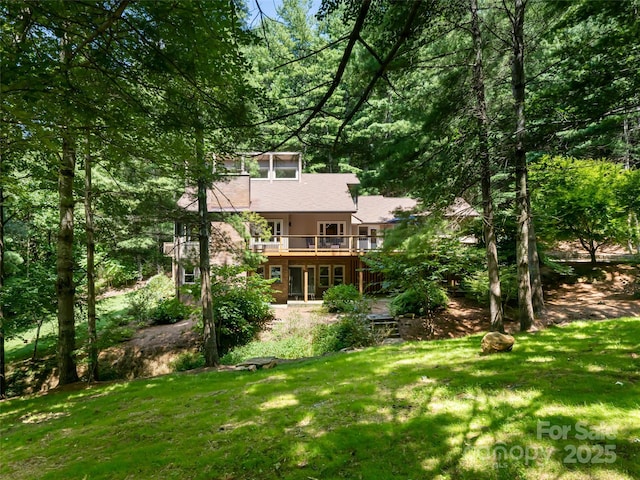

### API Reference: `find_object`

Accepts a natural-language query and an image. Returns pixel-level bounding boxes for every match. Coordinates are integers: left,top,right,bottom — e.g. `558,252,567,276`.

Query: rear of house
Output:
164,152,476,303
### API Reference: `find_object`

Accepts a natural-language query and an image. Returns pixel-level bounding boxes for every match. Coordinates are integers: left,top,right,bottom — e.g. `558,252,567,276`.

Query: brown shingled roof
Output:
351,195,418,224
249,173,359,213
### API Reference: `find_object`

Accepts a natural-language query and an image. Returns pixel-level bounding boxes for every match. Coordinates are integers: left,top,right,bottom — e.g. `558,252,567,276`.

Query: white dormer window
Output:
183,265,199,284
244,152,302,181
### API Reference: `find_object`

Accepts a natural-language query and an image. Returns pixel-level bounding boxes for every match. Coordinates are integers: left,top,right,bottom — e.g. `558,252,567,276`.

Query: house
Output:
164,152,478,303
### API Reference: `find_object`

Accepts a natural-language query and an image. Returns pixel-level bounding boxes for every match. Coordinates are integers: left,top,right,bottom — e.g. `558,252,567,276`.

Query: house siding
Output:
262,256,362,304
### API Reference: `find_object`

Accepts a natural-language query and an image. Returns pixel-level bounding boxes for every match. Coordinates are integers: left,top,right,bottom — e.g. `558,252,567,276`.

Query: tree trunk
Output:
57,128,79,385
0,164,6,398
471,0,503,332
32,318,44,361
629,212,640,254
84,133,99,381
510,0,535,331
196,126,219,367
527,195,545,314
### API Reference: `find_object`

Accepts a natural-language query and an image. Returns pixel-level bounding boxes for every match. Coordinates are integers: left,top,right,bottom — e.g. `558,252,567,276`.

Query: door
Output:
358,226,378,250
358,226,369,250
289,266,303,298
267,220,282,242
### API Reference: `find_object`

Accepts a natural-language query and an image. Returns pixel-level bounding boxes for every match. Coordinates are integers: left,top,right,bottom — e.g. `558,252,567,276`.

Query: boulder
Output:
236,357,278,370
481,332,515,354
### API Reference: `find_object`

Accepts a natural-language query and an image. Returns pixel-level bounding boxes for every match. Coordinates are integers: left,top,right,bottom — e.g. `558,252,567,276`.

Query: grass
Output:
2,317,639,479
6,292,137,365
221,308,332,364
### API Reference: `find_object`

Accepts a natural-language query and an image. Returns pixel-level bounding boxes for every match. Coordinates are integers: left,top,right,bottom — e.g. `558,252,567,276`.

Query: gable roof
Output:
249,173,359,213
352,195,418,224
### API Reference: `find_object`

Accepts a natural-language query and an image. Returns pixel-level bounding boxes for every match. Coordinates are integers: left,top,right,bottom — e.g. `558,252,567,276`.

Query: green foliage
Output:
312,314,374,355
192,266,276,355
461,267,519,306
213,287,275,355
3,317,640,478
322,284,368,313
389,285,448,317
171,351,205,372
221,337,311,365
530,157,630,259
128,274,175,323
95,257,139,293
364,217,479,313
1,264,57,340
150,298,193,325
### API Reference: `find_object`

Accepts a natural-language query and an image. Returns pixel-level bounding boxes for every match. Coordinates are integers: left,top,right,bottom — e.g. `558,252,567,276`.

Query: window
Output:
318,222,346,247
256,166,270,179
274,156,299,179
270,265,282,283
333,265,344,285
319,265,330,287
183,265,199,284
267,220,283,242
256,266,265,278
181,224,198,242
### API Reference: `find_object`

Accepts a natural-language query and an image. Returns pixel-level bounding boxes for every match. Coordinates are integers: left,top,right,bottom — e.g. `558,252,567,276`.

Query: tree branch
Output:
268,0,372,151
333,0,424,147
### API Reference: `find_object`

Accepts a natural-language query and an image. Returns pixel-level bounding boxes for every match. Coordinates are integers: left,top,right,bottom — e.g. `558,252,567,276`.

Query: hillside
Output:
2,318,639,480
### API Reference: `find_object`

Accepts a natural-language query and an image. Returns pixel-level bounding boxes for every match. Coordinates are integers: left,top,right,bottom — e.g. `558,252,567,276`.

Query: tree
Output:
470,0,503,332
530,157,629,263
363,216,482,317
139,1,257,367
506,0,535,330
527,0,640,165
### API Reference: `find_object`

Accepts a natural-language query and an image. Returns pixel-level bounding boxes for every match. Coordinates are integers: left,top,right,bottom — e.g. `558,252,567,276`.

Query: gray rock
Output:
236,357,279,370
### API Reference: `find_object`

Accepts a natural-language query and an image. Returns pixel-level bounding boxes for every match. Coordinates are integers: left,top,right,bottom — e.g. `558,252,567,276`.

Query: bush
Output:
390,285,448,317
461,267,518,305
311,314,374,355
128,274,174,323
214,288,274,355
323,284,368,313
150,298,192,325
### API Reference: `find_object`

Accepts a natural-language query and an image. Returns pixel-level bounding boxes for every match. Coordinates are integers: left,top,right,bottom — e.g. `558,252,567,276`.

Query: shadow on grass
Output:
2,318,639,480
208,318,639,479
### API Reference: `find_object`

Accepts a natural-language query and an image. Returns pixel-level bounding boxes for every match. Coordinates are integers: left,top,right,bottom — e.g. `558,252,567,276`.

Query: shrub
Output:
171,351,205,372
128,274,174,323
390,285,448,317
214,288,274,355
221,337,312,365
150,298,192,325
323,284,367,313
461,267,518,305
311,314,374,355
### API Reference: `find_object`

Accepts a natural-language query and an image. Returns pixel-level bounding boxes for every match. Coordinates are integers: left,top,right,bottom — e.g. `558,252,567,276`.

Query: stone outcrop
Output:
235,357,279,371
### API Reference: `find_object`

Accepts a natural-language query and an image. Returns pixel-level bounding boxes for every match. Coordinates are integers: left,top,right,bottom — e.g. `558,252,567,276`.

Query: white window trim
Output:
317,221,346,236
182,265,200,284
267,219,284,237
270,265,282,283
319,265,330,288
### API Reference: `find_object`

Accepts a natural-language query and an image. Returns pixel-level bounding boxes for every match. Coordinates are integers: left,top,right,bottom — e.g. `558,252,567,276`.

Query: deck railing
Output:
164,235,383,257
249,234,382,255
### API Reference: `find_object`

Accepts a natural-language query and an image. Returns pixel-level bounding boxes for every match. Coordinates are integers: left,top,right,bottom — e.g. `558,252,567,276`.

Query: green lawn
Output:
1,317,639,480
